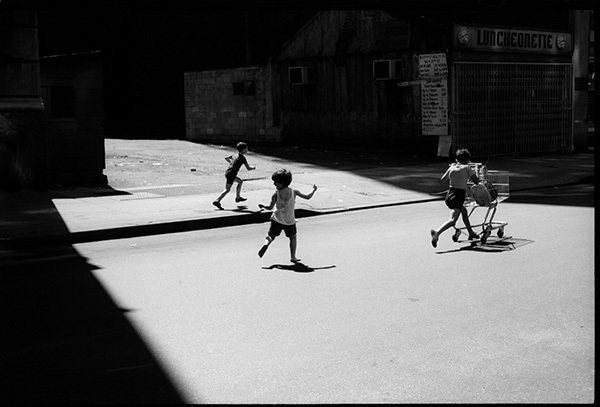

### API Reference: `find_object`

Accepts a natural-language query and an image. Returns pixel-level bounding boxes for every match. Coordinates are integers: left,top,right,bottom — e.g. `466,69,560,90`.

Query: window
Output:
289,66,316,85
373,60,404,80
233,81,256,96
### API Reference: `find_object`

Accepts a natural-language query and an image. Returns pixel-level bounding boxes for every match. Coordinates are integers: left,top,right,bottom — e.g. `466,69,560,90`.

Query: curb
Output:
1,196,443,253
1,176,594,254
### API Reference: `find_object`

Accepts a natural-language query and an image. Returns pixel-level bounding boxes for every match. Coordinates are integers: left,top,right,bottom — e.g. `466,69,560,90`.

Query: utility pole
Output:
570,9,591,152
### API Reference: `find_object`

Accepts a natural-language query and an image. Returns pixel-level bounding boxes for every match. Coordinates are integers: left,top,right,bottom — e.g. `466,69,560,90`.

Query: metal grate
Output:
452,62,573,157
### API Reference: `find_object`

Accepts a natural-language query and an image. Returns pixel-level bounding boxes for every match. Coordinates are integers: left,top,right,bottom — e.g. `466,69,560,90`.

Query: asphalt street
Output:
50,191,595,404
0,139,594,403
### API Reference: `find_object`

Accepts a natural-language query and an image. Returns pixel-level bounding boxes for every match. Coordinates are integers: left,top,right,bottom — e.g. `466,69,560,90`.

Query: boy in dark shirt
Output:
212,142,255,209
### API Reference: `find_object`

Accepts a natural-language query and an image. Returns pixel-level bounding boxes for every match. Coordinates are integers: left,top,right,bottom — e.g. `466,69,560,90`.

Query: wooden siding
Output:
269,10,422,149
274,10,401,59
272,54,419,147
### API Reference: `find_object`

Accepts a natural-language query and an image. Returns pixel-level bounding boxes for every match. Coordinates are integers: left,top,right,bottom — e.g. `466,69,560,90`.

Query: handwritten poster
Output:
419,53,448,136
419,53,448,79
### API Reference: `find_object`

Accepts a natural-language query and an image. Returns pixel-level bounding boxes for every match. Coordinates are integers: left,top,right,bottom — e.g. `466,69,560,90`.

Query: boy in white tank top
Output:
258,169,317,263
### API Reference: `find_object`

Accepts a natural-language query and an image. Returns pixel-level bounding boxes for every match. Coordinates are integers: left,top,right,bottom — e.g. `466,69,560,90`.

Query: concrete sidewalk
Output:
0,144,595,250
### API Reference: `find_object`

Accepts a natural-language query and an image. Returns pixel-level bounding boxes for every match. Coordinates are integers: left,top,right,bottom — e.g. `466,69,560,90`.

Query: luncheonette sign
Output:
453,25,572,55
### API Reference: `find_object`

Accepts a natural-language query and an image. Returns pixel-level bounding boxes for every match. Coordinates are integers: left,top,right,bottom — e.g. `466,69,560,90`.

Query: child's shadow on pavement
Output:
262,263,336,273
230,205,260,213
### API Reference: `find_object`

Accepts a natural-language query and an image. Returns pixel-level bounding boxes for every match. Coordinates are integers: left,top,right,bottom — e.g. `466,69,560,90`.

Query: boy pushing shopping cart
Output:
431,148,509,247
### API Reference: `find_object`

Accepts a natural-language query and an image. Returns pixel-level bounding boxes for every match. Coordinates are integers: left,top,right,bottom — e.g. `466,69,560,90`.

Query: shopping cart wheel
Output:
452,229,461,242
497,227,504,238
481,228,491,244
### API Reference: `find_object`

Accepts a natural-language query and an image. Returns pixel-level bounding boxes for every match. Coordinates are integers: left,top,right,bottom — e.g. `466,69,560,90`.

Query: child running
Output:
258,168,317,263
213,142,255,209
430,148,480,248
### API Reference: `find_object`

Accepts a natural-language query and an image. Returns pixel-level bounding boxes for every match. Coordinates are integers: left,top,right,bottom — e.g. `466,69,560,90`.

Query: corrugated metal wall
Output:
452,62,573,157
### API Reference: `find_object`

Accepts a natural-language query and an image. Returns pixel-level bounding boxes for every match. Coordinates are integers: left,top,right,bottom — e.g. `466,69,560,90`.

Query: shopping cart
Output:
452,163,509,244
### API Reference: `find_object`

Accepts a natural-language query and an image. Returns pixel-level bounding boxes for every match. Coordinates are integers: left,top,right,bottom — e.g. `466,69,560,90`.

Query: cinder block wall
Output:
184,66,272,144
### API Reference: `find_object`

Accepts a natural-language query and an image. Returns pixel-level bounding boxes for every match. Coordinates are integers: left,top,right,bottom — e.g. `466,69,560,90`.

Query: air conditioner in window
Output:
373,59,403,80
289,66,316,85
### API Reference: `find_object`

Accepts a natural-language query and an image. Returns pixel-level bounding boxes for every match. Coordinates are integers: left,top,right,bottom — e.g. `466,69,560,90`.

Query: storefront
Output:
449,25,574,157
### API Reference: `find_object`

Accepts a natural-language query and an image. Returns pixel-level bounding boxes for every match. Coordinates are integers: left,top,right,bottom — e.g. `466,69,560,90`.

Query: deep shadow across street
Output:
505,178,595,207
0,196,185,403
250,144,596,201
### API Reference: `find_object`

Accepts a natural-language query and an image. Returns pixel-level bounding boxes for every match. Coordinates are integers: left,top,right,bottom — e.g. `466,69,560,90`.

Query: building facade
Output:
40,51,106,186
0,9,46,189
0,7,106,189
185,9,590,158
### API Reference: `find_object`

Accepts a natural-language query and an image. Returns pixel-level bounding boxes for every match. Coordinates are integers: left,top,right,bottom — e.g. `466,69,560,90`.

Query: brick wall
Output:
184,66,272,144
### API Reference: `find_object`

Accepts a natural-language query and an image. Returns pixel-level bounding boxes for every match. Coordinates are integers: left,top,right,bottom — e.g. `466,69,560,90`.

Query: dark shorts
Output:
445,187,467,209
225,171,239,185
268,220,297,238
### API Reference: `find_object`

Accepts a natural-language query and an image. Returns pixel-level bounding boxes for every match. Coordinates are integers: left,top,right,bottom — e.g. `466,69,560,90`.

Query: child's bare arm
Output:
440,166,451,181
225,155,233,163
258,192,277,210
295,184,317,200
244,162,256,170
469,173,480,184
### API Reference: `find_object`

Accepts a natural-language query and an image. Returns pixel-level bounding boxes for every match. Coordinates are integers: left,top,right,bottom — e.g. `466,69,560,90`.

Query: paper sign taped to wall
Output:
421,78,448,136
418,53,448,79
419,53,449,136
